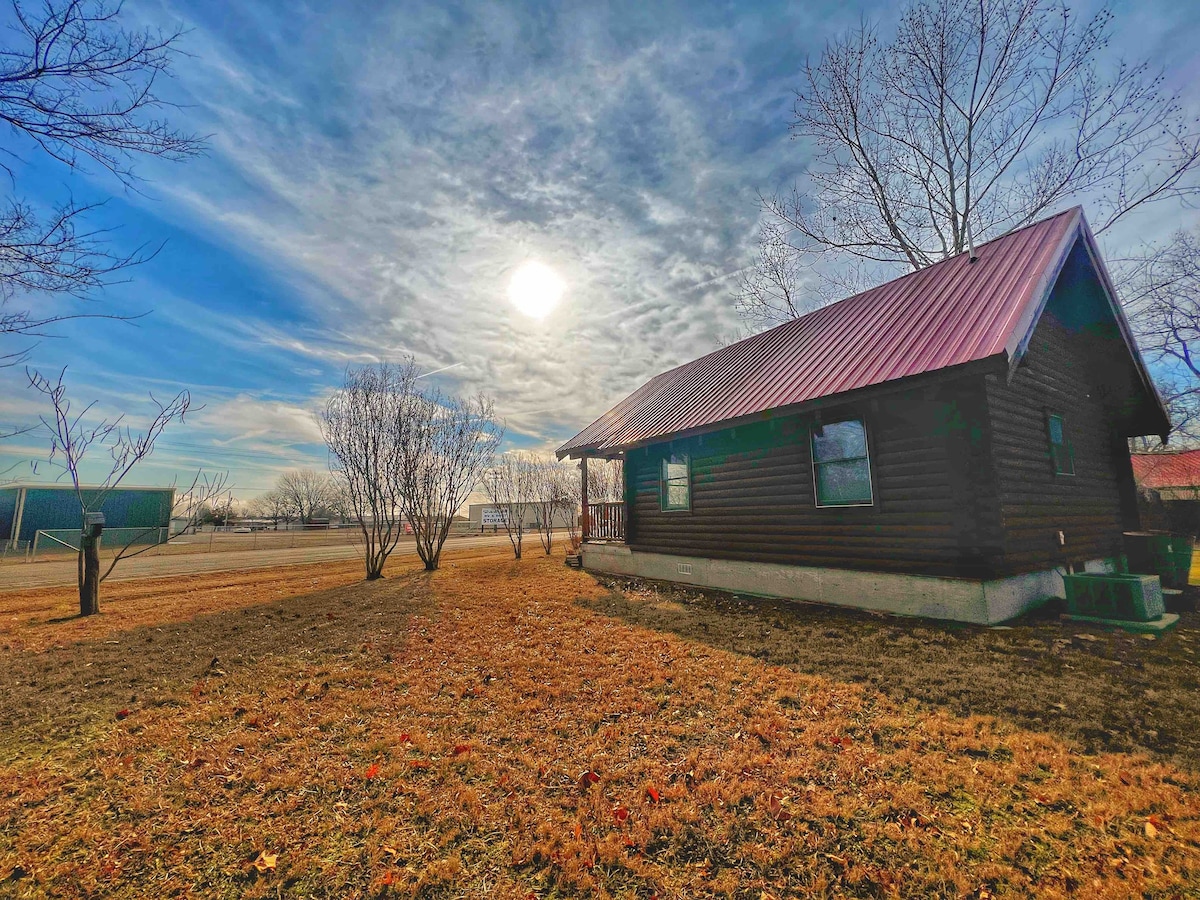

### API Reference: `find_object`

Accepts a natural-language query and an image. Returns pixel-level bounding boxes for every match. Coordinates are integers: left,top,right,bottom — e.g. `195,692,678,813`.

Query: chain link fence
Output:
31,527,169,557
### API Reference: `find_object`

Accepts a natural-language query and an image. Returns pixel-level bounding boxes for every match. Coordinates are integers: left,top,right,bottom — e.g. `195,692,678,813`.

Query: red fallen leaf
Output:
364,763,381,779
398,732,411,743
578,770,600,791
613,806,630,823
115,709,131,721
379,871,396,886
573,821,583,840
409,760,429,770
646,785,661,803
452,744,470,756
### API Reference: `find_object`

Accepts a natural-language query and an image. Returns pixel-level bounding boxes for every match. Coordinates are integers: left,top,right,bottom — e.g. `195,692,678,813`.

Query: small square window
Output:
812,419,873,506
1047,413,1074,475
660,454,690,511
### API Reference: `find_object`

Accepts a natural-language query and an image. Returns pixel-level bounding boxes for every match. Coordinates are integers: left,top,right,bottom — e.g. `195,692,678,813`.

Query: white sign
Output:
481,507,510,526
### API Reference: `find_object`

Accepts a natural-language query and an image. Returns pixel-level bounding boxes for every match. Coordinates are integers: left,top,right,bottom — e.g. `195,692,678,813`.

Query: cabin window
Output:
812,419,873,506
660,454,690,511
1047,413,1074,475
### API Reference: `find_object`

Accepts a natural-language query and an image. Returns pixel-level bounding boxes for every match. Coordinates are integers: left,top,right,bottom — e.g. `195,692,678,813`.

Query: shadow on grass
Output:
578,576,1200,773
0,573,432,761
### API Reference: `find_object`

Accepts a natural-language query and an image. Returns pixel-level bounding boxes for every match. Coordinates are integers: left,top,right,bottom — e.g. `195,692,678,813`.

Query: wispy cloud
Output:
2,0,1197,498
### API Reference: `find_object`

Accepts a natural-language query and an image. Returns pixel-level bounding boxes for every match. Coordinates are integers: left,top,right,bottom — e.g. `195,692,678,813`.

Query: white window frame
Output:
811,418,874,508
660,454,691,512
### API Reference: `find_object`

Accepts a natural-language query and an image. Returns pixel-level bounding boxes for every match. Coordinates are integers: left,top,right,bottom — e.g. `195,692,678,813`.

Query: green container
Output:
1124,531,1191,589
1172,541,1194,588
1063,573,1165,622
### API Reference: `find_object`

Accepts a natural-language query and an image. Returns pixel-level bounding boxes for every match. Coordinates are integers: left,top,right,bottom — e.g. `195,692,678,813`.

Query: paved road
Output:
0,533,515,591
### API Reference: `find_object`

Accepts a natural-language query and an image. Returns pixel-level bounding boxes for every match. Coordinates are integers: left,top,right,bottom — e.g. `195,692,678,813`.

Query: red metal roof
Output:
1132,449,1200,490
559,207,1164,458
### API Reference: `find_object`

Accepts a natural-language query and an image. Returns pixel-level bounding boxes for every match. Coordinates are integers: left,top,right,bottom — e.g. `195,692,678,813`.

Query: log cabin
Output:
557,207,1171,624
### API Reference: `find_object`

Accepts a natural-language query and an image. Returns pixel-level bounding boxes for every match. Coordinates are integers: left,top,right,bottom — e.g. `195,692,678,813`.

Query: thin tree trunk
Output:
80,534,100,616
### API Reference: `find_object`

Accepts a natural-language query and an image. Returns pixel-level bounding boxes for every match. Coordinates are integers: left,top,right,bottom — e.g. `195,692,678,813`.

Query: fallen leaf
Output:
1145,820,1158,839
613,806,629,824
252,851,277,873
646,785,661,803
115,709,130,721
452,744,470,756
578,770,600,791
364,763,380,780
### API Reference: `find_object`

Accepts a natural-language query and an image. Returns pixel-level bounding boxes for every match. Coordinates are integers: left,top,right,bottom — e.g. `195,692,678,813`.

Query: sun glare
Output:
507,260,565,319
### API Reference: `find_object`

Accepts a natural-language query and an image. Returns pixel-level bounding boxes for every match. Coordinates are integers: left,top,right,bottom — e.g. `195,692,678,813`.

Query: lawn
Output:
0,550,1198,898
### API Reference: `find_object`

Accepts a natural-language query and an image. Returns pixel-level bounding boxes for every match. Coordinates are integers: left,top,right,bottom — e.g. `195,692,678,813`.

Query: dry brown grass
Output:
0,551,1198,898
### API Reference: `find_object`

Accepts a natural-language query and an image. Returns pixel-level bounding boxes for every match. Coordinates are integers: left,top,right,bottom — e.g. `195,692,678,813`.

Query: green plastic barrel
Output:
1124,531,1190,589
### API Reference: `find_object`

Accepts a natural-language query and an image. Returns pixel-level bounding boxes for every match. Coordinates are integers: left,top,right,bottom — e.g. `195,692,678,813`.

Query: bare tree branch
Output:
0,0,205,358
25,364,191,615
742,0,1200,328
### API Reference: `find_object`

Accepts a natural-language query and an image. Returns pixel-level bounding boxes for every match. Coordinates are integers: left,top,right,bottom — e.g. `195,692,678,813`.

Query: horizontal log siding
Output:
984,309,1134,576
626,381,1002,578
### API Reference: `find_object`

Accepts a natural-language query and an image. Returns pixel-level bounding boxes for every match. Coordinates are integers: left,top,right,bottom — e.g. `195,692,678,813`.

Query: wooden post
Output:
580,455,590,541
80,532,100,617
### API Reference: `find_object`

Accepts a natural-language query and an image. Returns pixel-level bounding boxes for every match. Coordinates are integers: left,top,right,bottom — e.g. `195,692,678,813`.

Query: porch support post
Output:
580,454,590,541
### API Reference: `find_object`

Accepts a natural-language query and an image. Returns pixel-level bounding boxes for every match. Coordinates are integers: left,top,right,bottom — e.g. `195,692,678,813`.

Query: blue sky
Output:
1,0,1198,499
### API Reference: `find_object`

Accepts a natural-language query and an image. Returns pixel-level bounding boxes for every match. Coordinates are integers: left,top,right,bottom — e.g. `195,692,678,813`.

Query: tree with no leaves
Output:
738,0,1200,327
534,459,577,556
319,362,417,580
0,0,204,361
482,451,540,560
397,389,501,572
172,470,233,536
26,366,191,616
1120,228,1200,444
274,469,335,526
247,488,291,530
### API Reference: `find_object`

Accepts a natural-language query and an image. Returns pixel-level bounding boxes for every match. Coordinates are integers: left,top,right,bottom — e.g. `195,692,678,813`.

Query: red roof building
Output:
559,208,1170,625
1132,449,1200,499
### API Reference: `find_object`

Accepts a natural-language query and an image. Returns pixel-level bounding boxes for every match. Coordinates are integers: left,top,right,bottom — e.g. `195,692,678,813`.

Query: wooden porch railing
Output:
585,502,625,541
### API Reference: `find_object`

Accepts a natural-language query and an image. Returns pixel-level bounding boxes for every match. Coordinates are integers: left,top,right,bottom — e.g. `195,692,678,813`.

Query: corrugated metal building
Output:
558,208,1170,624
0,484,176,549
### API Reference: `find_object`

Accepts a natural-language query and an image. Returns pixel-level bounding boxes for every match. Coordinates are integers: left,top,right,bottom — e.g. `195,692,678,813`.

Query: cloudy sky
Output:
0,0,1198,499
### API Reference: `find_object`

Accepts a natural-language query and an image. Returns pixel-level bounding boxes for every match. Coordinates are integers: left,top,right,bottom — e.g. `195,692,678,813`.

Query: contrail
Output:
418,361,464,379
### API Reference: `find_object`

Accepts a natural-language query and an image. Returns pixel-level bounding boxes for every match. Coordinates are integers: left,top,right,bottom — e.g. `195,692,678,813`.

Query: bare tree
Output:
534,458,577,555
742,0,1200,327
482,451,540,560
0,0,205,361
247,488,290,530
172,469,232,536
275,470,334,526
319,363,417,580
398,389,501,571
1120,228,1200,445
26,366,191,616
587,458,624,504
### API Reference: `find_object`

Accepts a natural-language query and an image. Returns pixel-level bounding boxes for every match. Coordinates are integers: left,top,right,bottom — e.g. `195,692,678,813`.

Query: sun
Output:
507,260,565,319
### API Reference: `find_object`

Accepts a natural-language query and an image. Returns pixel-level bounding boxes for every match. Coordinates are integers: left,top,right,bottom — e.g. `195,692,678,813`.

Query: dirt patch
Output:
582,576,1200,772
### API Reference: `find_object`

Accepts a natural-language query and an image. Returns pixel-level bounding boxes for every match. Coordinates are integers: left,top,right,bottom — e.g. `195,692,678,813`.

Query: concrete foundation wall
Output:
583,543,1116,625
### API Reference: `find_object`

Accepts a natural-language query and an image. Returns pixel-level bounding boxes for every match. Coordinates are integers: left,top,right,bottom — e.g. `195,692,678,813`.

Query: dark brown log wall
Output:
625,379,1003,578
984,307,1138,576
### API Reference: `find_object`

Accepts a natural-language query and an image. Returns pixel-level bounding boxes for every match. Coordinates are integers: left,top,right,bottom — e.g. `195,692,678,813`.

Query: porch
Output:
574,452,626,543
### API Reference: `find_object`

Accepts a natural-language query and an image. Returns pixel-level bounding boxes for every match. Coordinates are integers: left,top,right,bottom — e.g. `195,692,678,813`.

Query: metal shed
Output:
0,484,176,552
